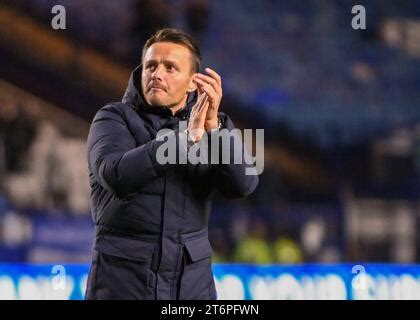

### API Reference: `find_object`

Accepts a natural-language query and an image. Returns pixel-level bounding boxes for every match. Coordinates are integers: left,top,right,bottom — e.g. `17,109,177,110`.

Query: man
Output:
85,28,258,300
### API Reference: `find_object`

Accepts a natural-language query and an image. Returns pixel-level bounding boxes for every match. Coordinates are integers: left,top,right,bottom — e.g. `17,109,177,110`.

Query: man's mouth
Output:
149,84,166,92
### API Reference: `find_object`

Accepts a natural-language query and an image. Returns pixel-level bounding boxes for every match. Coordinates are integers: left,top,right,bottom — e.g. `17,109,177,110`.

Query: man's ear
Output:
187,73,198,93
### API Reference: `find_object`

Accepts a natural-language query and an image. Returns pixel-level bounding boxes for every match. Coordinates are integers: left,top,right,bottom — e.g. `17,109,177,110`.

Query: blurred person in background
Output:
0,101,37,175
272,235,303,264
0,88,91,215
2,100,59,211
233,217,272,264
85,28,258,300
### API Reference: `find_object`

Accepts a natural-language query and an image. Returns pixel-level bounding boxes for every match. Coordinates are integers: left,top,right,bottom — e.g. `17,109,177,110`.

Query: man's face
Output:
141,42,197,111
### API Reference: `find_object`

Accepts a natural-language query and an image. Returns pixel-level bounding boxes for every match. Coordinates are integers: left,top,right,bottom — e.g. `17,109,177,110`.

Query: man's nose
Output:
151,64,164,80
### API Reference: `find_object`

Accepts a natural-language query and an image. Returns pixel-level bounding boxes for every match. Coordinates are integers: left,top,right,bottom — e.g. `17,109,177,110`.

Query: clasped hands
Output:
187,67,223,143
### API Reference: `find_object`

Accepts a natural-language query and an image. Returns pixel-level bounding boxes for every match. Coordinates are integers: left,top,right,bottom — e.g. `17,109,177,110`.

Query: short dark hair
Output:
142,28,201,73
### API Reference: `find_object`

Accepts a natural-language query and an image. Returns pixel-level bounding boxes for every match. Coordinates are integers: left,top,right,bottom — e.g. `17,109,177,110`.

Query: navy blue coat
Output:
85,66,258,300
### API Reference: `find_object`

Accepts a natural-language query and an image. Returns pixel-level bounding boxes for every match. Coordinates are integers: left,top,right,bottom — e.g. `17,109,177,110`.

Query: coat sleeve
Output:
86,105,180,197
209,114,259,198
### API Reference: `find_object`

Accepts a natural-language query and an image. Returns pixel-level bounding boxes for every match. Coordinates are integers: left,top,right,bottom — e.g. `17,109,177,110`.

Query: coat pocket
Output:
91,234,157,299
183,233,213,262
179,229,216,299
